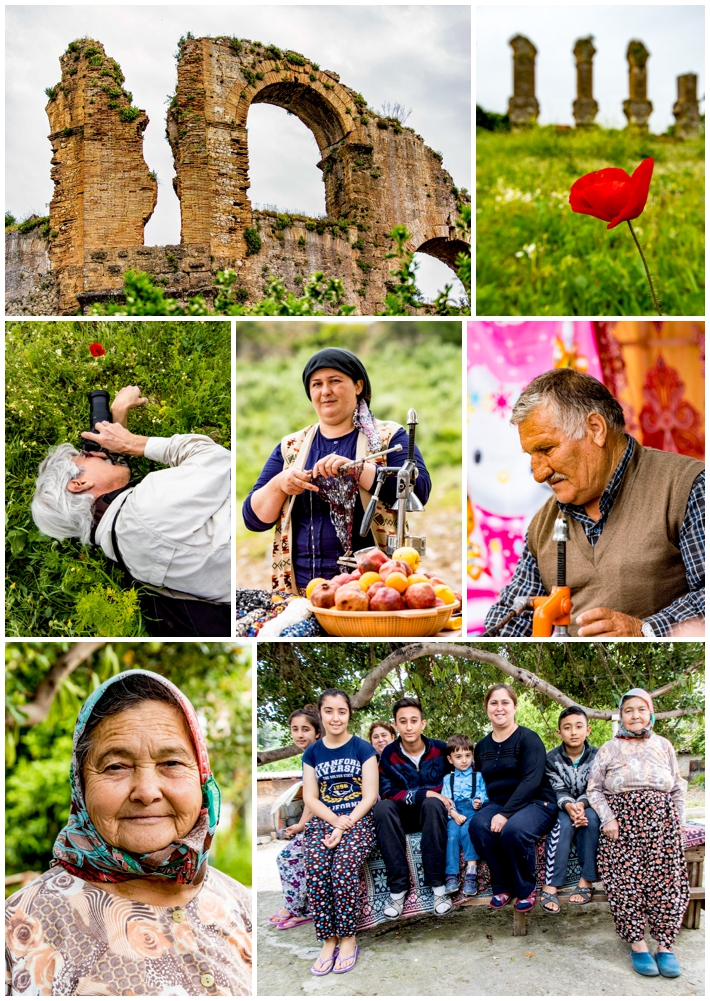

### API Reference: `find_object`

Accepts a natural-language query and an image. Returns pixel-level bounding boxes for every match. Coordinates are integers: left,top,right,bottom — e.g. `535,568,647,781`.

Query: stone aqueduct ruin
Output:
6,37,469,315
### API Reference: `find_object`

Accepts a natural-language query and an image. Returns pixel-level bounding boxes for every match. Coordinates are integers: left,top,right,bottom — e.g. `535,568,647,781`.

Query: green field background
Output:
476,128,704,316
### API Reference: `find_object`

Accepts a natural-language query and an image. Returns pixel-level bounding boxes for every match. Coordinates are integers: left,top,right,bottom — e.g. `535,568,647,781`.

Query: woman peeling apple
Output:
243,348,431,595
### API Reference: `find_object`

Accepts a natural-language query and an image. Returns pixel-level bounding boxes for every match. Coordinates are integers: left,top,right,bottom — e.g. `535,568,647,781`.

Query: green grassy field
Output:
236,320,463,589
6,321,230,637
476,127,705,316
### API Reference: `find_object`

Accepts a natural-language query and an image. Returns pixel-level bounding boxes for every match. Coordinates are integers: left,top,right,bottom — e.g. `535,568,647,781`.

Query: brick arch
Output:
416,236,470,271
229,78,354,155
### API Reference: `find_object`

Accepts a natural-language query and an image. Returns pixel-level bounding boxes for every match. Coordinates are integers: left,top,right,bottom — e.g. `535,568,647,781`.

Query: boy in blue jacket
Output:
442,734,488,896
374,697,452,917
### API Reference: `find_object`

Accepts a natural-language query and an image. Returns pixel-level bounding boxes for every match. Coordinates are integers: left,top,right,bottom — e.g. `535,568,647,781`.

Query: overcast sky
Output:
477,4,704,131
6,4,471,299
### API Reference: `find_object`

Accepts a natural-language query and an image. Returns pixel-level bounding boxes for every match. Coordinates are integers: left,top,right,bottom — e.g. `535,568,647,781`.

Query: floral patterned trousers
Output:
303,814,375,940
276,832,310,917
597,789,690,948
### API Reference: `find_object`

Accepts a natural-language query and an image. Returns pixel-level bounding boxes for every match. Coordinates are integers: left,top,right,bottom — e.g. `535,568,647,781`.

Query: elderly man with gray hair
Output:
31,385,231,637
483,369,704,637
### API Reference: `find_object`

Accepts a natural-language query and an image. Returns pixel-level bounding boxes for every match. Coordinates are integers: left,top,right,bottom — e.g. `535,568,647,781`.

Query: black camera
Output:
82,390,112,454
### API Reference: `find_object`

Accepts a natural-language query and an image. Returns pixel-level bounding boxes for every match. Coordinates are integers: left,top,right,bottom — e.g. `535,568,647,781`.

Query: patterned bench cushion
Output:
357,821,705,931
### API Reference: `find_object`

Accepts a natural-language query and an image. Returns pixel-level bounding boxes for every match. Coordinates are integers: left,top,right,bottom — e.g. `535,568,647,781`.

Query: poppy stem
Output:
627,220,662,316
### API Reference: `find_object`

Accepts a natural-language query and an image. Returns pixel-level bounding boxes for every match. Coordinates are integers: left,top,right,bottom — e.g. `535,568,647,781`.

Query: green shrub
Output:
285,51,306,66
244,227,262,256
5,212,16,228
44,86,58,101
17,216,50,235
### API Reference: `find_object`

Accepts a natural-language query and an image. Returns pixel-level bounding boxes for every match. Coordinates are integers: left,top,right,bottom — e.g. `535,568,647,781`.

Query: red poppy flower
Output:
89,342,106,357
569,157,654,230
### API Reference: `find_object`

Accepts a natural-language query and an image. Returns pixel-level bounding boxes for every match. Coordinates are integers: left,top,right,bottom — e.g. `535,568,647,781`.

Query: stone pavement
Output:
256,841,705,997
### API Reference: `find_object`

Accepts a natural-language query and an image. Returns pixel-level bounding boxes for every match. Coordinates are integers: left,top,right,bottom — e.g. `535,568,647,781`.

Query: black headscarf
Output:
302,348,372,404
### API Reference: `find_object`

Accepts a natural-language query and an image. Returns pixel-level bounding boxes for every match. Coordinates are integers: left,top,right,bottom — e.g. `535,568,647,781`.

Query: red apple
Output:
351,569,362,579
434,597,446,606
370,587,405,611
404,582,437,609
330,573,358,588
310,581,339,608
367,580,386,598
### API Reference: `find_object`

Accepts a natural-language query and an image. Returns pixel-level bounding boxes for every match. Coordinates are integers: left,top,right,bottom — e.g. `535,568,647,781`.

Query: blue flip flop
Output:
630,950,659,977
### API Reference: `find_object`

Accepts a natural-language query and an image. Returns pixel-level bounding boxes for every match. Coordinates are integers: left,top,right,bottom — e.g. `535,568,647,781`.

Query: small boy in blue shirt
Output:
442,734,487,896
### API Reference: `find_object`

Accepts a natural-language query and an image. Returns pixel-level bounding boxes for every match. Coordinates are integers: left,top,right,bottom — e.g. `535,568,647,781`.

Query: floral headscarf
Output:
616,687,655,740
52,669,220,884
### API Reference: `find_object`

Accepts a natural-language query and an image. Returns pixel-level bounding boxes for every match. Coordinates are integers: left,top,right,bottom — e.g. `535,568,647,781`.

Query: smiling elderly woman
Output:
5,671,251,996
242,347,431,594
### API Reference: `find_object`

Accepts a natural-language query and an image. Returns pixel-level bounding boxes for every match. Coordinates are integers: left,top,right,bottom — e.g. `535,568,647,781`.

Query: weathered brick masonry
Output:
7,37,469,315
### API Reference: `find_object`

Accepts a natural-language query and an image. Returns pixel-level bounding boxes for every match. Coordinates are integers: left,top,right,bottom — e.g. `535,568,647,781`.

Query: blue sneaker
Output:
630,951,659,977
445,876,459,895
462,871,478,896
655,952,682,978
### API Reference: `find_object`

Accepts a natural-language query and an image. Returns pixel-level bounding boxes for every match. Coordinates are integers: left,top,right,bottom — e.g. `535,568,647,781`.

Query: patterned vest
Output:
271,420,403,593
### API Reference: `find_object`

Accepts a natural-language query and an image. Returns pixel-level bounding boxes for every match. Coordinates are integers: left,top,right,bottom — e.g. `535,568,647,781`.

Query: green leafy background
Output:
257,641,705,769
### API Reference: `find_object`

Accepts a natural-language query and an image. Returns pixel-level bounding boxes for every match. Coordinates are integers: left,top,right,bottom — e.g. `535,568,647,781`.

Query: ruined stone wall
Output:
6,36,469,316
5,230,60,315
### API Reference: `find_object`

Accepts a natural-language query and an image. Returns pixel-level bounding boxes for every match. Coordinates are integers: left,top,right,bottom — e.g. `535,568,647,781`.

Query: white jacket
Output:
95,435,231,603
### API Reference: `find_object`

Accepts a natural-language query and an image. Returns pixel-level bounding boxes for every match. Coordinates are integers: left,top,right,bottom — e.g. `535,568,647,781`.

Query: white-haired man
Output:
483,369,704,637
31,386,231,636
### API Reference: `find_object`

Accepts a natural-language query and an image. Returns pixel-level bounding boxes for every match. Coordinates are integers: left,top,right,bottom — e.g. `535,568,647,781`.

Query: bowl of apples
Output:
306,547,462,637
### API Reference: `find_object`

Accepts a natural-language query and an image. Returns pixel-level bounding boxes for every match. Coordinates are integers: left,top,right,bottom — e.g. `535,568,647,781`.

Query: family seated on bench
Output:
270,686,691,982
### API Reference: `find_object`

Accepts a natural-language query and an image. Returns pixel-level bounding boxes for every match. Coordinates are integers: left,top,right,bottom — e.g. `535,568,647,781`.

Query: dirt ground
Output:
255,841,705,997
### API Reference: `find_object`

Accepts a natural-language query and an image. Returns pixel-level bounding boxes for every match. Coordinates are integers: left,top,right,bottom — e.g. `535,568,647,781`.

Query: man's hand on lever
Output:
576,607,643,637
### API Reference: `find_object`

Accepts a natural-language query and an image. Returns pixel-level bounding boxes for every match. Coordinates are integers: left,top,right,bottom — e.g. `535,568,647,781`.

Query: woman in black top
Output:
469,684,557,911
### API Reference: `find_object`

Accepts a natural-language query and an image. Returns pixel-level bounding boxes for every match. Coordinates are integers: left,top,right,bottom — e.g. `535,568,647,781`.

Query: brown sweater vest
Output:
527,443,703,635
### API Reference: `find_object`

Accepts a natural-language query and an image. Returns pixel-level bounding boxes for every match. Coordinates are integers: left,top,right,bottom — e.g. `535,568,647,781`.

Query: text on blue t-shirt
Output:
302,734,377,815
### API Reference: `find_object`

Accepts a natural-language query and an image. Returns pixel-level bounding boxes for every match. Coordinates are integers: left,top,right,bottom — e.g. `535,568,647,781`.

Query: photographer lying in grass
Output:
31,385,231,637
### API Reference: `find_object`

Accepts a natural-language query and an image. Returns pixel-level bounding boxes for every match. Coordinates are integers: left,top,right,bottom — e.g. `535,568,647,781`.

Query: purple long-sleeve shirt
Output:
243,426,430,588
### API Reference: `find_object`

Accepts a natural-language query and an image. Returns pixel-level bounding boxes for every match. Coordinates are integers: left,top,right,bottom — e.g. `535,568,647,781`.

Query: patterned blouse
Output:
5,866,251,996
586,732,687,827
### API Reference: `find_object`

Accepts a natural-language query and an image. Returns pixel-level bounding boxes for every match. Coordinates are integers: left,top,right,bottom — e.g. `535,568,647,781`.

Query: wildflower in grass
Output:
569,157,661,315
89,342,106,357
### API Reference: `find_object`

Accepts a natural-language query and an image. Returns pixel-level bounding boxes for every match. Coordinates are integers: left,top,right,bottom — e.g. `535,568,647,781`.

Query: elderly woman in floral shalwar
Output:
5,671,251,996
587,688,689,980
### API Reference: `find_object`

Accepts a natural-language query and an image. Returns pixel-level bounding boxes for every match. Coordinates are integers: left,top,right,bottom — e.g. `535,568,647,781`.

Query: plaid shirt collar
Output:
557,435,636,543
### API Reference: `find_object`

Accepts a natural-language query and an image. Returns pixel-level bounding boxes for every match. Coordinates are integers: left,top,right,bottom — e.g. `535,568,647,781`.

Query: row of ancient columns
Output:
507,35,701,138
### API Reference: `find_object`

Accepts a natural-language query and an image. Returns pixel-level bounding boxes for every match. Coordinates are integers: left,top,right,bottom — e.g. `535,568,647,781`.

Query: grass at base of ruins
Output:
476,127,705,316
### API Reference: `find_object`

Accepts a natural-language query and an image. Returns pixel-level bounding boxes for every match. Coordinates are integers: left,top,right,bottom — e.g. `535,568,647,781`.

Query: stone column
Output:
508,35,539,126
673,73,700,139
622,40,653,131
572,37,598,126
